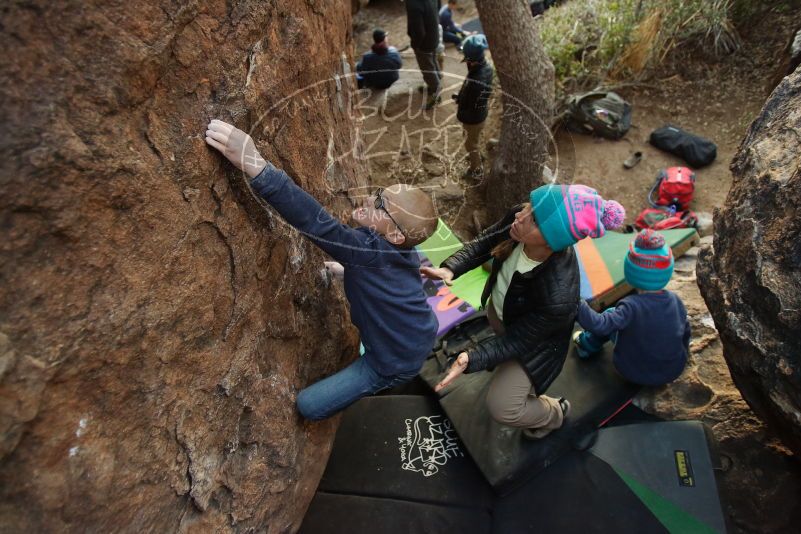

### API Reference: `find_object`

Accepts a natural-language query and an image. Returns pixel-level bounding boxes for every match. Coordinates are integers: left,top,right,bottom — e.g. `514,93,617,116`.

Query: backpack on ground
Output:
564,91,633,140
648,166,696,211
649,125,717,168
635,207,698,230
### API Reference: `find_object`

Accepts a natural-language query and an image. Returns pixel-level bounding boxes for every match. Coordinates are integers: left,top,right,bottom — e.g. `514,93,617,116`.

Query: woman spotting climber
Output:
422,185,625,439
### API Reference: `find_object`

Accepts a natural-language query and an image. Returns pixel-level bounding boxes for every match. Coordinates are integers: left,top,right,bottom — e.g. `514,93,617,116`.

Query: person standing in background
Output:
406,0,441,109
453,34,493,179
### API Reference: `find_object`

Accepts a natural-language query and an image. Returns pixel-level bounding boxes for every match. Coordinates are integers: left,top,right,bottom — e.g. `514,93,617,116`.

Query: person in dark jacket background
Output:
405,0,441,109
453,34,493,179
422,185,625,439
356,28,402,90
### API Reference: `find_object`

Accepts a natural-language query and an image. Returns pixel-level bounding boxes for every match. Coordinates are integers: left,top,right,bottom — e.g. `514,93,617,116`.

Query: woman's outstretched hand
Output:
420,266,454,286
205,119,267,179
434,352,469,392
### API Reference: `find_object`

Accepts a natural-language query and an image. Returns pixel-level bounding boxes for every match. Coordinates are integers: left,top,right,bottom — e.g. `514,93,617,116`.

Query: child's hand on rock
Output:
205,119,267,179
324,261,345,280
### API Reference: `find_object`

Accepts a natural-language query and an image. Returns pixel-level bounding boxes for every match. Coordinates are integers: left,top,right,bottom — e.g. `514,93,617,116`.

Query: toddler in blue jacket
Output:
205,120,439,420
573,229,690,386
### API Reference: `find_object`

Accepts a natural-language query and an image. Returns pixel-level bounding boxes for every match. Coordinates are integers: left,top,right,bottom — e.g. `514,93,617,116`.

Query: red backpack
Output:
648,167,696,211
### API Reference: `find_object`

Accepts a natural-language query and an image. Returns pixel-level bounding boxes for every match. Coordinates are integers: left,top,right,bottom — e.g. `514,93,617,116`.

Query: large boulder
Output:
697,68,801,456
0,1,362,531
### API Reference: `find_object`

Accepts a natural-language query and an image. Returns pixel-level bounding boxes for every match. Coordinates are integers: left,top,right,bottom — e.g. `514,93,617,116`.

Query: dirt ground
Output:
352,1,801,532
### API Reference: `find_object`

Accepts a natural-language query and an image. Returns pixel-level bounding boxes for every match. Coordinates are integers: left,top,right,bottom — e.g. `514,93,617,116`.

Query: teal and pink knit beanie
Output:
530,184,626,251
624,229,674,290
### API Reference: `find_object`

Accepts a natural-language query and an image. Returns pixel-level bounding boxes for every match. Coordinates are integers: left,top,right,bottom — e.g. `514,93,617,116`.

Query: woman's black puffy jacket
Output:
441,205,580,394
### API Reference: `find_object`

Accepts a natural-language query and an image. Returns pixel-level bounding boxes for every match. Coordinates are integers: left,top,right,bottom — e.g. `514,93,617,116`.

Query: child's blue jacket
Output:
251,164,438,376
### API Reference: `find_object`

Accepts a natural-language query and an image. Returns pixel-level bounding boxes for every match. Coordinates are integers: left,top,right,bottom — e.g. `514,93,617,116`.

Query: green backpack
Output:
564,91,633,140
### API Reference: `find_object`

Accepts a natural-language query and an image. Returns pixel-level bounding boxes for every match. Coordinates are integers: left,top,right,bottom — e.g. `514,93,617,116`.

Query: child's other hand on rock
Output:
205,119,267,179
324,261,345,280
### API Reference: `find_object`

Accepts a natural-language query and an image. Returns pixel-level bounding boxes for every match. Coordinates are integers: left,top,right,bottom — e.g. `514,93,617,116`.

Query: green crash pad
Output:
574,227,699,308
417,219,489,311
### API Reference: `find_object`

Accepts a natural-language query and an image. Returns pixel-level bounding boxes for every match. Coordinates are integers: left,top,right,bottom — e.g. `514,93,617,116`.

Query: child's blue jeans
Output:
296,356,418,421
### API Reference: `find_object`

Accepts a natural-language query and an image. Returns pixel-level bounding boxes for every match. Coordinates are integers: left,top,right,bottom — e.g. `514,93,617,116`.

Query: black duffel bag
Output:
649,125,717,168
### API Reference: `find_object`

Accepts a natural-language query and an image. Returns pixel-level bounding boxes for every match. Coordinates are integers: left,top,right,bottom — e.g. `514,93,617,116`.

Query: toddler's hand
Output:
420,266,454,286
324,261,345,280
205,120,267,179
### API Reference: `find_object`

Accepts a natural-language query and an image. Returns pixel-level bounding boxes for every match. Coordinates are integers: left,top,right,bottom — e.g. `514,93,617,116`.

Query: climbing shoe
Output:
572,330,594,359
522,397,571,440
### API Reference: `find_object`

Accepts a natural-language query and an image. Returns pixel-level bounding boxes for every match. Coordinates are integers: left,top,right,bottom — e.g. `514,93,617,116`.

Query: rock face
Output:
697,69,801,457
637,238,801,533
0,1,362,531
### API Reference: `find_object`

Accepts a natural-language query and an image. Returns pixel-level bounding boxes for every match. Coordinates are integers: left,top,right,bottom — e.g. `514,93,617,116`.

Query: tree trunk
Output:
475,0,556,222
697,68,801,456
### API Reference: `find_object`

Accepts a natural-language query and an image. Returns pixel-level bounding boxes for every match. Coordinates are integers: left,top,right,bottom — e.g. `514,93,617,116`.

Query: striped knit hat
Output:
530,184,626,252
624,229,674,290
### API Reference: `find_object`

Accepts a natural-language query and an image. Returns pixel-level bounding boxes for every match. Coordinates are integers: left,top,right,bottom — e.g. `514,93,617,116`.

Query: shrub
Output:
539,0,743,95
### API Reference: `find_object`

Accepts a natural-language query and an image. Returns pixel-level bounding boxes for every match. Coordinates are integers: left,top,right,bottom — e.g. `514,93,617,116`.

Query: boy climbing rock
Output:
205,120,439,420
573,229,690,386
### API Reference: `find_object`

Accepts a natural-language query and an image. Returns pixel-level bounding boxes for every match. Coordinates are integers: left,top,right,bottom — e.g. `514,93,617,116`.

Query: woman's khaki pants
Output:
485,305,564,431
486,360,564,430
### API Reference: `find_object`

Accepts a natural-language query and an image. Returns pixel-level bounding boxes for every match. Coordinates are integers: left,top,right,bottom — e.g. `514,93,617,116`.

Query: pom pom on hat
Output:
601,200,626,230
634,228,666,250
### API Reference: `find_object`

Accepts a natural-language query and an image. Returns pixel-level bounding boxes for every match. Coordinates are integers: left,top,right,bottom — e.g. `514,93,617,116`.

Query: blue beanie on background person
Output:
624,229,675,290
461,34,489,62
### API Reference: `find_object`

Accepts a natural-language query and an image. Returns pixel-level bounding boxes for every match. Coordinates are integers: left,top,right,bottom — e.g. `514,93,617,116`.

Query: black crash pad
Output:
493,450,669,534
317,395,493,510
493,420,727,534
299,493,492,534
588,421,727,533
419,315,640,494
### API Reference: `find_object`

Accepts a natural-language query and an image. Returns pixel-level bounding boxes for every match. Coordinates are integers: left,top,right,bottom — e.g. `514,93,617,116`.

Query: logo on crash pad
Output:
398,415,463,477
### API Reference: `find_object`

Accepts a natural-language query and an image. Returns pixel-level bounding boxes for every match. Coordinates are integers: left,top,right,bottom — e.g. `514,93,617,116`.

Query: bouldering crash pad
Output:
493,420,727,533
317,395,493,509
577,228,699,310
417,219,489,336
300,395,494,533
419,314,640,494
